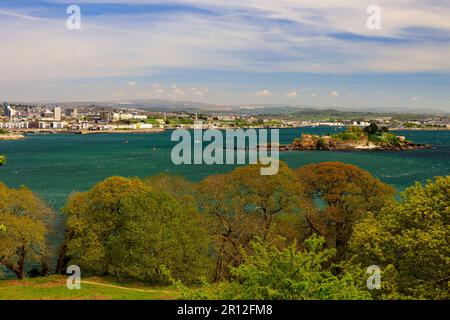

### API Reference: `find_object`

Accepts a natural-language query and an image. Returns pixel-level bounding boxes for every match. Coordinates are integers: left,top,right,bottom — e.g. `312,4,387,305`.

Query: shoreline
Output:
78,129,165,134
7,129,165,135
5,126,449,135
0,134,25,140
390,127,449,131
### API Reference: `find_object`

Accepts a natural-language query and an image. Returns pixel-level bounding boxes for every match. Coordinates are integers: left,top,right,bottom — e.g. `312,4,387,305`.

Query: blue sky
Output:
0,0,449,111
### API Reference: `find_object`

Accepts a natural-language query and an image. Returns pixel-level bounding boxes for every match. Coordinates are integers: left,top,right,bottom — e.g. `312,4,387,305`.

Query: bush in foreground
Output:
176,235,370,300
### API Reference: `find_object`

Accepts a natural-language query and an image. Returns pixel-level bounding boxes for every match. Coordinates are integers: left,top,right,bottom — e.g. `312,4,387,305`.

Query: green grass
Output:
0,276,180,300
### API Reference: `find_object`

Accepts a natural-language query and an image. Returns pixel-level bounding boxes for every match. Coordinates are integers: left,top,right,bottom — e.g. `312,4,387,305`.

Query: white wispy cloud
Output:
1,0,449,84
285,91,298,98
172,87,186,97
256,90,272,97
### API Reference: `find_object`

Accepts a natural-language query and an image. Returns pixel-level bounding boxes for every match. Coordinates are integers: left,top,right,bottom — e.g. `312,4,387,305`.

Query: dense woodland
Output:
0,159,449,300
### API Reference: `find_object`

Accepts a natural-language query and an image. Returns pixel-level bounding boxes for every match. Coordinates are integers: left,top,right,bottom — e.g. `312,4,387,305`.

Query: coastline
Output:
7,129,165,135
0,134,25,140
390,127,449,131
78,129,165,134
5,126,449,136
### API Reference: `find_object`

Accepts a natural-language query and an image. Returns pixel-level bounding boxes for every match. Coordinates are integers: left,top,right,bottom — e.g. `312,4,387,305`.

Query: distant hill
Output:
9,99,449,116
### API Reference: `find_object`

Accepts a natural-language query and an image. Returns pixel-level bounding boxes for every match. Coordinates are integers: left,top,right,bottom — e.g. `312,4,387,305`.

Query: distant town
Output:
1,101,449,135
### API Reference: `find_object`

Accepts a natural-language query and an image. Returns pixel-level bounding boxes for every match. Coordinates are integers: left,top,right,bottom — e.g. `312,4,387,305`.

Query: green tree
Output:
297,162,395,257
0,183,55,279
348,176,450,299
0,160,4,236
197,162,305,281
143,173,197,205
363,123,380,135
62,176,211,283
182,235,370,300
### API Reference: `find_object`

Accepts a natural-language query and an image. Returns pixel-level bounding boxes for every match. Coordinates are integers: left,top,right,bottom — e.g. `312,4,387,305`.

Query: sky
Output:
0,0,449,111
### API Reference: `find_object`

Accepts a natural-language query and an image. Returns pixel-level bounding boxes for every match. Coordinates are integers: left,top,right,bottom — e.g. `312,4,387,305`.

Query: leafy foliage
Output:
331,125,400,146
221,235,370,300
3,158,446,301
177,236,371,300
63,176,212,283
0,183,55,279
297,162,395,256
197,162,305,281
349,176,450,299
0,155,6,166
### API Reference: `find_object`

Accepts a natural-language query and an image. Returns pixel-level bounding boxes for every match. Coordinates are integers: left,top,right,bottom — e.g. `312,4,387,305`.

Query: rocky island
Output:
280,124,431,151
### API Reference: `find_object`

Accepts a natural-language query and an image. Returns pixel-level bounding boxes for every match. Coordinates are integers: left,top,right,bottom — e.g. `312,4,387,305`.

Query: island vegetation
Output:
0,129,24,140
0,162,449,300
286,123,431,151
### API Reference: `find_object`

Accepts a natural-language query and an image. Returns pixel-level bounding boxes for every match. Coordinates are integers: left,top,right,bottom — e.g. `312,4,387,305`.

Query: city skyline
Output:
0,0,449,111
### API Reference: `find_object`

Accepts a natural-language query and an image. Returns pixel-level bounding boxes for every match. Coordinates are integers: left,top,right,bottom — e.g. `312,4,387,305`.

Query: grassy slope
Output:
0,276,180,300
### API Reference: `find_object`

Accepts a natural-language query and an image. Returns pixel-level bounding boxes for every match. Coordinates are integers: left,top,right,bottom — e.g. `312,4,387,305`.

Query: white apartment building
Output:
0,121,29,129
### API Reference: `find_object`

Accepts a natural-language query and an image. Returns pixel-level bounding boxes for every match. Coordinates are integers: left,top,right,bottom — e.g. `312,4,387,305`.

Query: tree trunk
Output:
16,245,26,279
214,239,226,282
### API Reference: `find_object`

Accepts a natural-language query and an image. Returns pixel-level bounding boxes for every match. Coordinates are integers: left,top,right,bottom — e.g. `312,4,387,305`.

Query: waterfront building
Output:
2,102,8,116
100,111,114,121
54,107,62,121
132,115,148,120
352,121,371,127
2,102,15,120
134,123,153,129
50,122,67,129
39,122,51,129
65,108,78,118
40,109,54,121
119,113,133,120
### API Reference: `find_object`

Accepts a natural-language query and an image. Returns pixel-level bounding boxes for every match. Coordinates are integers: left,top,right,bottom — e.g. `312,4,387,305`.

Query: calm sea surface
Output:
0,127,448,212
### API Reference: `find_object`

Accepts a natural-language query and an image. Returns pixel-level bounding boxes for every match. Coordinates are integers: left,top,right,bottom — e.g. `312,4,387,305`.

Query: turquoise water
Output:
0,127,449,213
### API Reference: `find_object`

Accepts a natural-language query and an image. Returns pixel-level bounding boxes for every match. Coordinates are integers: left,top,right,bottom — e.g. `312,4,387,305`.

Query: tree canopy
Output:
63,176,211,283
297,162,395,256
197,162,305,281
3,159,447,301
0,183,55,279
348,176,450,299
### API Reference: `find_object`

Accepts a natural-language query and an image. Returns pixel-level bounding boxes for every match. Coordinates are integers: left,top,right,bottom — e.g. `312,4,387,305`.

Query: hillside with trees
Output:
0,162,449,300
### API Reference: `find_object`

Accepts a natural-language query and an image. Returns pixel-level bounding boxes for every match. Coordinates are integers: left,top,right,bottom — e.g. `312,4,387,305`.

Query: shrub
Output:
178,236,371,300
